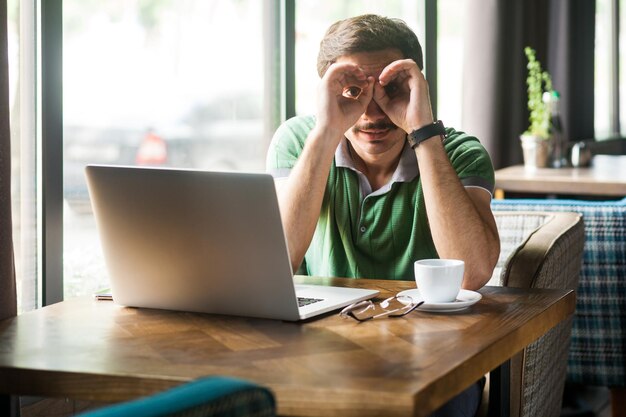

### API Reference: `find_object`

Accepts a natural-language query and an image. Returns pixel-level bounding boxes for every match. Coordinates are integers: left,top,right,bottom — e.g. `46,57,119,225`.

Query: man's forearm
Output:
415,138,500,289
276,127,342,271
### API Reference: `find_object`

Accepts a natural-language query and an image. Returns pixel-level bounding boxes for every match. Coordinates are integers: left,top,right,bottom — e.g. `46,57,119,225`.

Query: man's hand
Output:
373,59,434,133
316,63,375,142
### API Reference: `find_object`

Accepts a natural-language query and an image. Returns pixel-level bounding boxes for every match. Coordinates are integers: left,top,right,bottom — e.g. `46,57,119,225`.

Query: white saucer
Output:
396,289,482,312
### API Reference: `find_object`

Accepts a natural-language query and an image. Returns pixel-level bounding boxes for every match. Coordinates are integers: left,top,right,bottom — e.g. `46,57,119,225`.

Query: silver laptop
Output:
85,165,378,321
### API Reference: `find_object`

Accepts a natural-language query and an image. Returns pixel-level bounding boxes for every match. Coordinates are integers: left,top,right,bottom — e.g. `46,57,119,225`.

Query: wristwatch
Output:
407,120,446,149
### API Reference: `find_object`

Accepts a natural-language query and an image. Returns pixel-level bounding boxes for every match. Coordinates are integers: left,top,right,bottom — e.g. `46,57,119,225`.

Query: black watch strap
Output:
407,120,446,149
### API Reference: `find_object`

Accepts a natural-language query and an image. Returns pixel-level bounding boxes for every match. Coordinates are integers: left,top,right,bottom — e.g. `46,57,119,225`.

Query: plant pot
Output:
520,134,552,169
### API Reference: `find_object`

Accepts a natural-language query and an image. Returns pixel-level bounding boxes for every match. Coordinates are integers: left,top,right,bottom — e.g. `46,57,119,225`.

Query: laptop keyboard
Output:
298,297,324,307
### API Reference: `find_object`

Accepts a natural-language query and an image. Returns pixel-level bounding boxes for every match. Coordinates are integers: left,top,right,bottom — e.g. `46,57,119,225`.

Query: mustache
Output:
353,121,398,132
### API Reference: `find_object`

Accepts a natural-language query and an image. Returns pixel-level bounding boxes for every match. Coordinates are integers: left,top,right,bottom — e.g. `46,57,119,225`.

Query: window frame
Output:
38,0,437,305
41,0,63,306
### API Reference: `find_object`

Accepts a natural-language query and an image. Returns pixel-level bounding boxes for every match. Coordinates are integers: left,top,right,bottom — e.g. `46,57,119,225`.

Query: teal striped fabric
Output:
492,197,626,387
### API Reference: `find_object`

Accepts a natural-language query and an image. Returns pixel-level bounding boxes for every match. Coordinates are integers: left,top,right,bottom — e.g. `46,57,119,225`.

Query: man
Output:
267,15,499,416
267,14,499,290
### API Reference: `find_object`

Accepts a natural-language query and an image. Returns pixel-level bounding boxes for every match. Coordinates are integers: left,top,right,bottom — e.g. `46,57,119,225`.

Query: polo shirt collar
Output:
335,138,419,197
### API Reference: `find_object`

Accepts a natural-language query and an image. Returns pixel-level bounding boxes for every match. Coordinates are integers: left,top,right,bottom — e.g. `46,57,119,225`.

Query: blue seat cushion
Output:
77,376,276,417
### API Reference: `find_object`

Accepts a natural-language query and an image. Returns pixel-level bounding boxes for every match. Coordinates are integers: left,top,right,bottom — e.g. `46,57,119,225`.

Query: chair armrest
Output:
496,211,583,288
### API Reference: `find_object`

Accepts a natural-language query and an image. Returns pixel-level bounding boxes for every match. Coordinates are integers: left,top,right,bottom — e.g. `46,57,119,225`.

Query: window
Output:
436,0,463,127
9,0,39,313
62,1,270,299
595,0,626,138
13,1,447,306
595,0,614,137
9,1,621,311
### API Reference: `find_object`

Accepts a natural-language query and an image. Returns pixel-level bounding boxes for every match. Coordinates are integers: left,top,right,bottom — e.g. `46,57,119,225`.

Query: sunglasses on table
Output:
339,295,423,322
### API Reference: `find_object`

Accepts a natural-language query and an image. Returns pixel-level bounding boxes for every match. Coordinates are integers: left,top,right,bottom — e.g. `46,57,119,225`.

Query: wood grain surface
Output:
495,158,626,197
0,276,575,417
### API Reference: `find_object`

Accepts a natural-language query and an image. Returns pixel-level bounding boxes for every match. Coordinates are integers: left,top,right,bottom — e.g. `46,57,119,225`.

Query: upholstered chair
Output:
480,211,585,417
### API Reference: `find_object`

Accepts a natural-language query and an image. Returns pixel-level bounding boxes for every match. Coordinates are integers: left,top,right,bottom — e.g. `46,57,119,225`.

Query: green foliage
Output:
524,47,552,139
138,0,173,32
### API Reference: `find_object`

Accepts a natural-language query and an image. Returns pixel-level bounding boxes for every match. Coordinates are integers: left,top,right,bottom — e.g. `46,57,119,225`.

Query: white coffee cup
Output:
414,259,464,303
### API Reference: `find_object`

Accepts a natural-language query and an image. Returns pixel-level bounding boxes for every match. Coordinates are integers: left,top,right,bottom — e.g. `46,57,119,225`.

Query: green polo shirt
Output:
266,115,495,280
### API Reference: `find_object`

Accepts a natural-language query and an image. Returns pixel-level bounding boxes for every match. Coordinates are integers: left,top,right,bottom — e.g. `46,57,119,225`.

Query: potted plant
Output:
520,46,553,169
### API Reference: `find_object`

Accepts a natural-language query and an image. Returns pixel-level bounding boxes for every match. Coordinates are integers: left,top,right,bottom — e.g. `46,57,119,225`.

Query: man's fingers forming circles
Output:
325,63,372,100
327,63,366,85
378,59,421,87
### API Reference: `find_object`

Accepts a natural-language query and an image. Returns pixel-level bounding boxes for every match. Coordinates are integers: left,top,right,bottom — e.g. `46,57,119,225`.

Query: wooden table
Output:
495,155,626,198
0,276,575,417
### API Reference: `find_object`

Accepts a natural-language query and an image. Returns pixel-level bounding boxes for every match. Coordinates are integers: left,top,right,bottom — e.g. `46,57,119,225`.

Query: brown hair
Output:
317,14,423,77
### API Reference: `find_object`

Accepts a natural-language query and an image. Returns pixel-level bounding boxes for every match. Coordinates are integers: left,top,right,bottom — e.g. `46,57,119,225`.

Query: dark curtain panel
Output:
462,0,595,169
0,0,17,320
548,0,595,143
